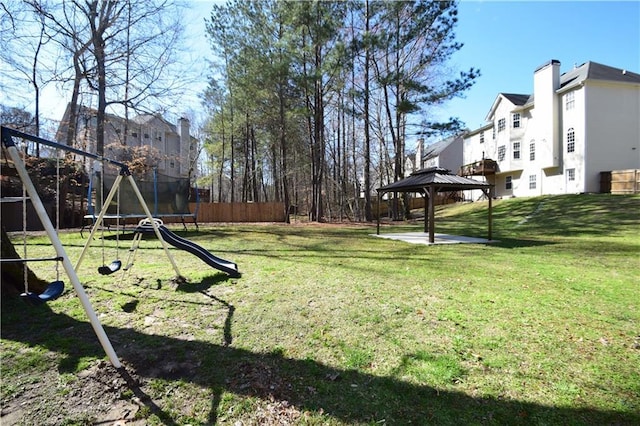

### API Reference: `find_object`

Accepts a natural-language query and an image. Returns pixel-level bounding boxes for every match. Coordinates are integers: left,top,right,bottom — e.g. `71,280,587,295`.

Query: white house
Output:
461,60,640,198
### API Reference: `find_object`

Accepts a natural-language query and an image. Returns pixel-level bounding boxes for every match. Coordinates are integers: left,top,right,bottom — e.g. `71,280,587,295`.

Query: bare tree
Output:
23,0,190,154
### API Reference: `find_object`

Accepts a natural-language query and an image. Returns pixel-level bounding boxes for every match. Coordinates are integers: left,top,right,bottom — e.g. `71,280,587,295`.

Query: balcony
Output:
459,159,498,176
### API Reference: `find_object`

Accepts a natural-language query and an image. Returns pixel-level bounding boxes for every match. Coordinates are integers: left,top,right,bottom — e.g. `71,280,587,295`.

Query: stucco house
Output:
56,104,197,179
461,60,640,198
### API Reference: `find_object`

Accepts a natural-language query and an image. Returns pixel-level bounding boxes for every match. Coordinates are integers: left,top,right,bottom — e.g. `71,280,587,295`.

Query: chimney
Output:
416,138,424,170
178,117,190,176
533,60,561,168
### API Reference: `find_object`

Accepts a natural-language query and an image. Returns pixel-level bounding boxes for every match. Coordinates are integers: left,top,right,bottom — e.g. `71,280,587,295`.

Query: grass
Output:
1,193,639,425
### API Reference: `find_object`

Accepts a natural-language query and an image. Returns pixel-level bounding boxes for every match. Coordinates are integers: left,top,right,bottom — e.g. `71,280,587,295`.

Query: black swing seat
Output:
20,280,65,305
98,260,122,275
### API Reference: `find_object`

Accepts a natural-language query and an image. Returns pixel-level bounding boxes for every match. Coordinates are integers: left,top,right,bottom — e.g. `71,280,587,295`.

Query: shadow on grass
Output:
2,295,638,425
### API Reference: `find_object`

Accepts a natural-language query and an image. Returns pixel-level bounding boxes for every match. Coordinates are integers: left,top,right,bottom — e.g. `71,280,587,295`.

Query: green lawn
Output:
1,194,639,425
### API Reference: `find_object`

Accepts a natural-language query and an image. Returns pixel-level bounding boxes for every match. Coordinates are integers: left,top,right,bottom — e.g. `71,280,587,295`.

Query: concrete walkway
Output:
371,232,496,245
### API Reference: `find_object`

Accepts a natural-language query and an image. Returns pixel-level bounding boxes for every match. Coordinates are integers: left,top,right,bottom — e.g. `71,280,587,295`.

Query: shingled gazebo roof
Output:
377,167,491,194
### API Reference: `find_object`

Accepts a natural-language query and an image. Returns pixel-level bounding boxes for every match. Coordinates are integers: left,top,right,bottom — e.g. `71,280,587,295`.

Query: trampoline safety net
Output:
101,171,192,217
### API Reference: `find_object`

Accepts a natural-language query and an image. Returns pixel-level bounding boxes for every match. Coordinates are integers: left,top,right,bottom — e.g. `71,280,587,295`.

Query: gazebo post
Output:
422,191,428,233
376,192,381,235
486,189,493,241
428,186,435,243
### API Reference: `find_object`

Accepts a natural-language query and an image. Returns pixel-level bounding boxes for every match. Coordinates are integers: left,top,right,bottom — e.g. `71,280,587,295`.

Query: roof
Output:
501,93,530,106
377,167,492,193
132,114,177,133
422,135,462,161
486,93,533,121
560,61,640,90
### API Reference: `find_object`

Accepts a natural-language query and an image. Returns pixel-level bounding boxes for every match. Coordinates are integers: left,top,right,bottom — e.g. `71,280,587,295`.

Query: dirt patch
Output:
1,361,148,426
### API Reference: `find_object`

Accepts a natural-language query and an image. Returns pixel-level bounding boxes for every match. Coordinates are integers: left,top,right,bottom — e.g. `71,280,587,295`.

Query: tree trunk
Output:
1,226,48,297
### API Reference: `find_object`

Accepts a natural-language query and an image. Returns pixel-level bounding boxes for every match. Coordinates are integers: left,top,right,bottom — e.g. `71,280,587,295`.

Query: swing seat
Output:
98,260,122,275
20,280,65,305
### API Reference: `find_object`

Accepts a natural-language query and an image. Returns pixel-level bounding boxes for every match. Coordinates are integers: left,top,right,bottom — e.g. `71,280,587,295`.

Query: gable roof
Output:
132,114,177,133
486,92,533,121
422,135,461,161
560,61,640,90
377,167,491,193
501,93,530,106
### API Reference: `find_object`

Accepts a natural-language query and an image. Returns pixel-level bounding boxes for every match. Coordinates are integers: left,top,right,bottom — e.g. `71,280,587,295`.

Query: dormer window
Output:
512,113,520,128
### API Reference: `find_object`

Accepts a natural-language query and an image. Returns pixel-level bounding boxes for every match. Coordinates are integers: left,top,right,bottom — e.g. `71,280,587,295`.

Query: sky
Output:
438,0,640,131
9,1,640,136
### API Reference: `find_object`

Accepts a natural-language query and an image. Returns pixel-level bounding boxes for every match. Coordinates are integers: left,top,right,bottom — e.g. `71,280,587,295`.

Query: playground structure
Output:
1,126,241,368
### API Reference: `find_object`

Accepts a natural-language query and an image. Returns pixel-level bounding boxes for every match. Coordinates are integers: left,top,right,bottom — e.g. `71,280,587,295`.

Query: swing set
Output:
1,125,185,368
1,138,66,304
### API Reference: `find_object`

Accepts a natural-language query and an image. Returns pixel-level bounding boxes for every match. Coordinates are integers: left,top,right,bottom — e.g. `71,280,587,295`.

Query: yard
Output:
1,194,639,425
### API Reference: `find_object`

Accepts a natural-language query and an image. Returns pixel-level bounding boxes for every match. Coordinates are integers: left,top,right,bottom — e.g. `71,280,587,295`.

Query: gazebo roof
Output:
377,167,492,193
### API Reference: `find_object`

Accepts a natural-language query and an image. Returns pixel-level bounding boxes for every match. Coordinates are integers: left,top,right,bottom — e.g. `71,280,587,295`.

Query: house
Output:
419,135,464,172
56,104,197,179
461,60,640,198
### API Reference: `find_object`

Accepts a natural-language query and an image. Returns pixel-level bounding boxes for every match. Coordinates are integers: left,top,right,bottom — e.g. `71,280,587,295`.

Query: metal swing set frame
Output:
1,125,182,368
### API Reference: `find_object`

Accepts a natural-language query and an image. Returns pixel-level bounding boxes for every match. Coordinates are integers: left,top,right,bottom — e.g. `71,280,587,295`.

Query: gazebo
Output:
376,167,494,244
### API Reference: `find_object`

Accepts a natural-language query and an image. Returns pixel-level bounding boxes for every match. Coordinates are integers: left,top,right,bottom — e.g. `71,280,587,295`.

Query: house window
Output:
492,127,496,139
498,145,506,161
506,176,512,190
567,128,575,153
498,118,506,132
513,141,521,159
144,133,150,139
565,91,575,110
480,131,484,144
567,168,575,181
512,113,521,129
169,160,175,168
529,174,537,189
131,132,138,138
529,141,535,161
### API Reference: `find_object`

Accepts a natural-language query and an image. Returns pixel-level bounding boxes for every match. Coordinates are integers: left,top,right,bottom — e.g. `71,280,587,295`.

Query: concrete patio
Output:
372,232,496,245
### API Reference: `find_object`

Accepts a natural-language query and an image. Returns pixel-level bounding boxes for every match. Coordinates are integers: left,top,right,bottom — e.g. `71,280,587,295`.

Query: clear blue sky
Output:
438,0,640,131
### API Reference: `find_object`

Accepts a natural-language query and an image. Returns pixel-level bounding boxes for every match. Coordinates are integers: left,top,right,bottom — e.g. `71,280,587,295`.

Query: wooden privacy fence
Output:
611,169,640,194
188,202,287,223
